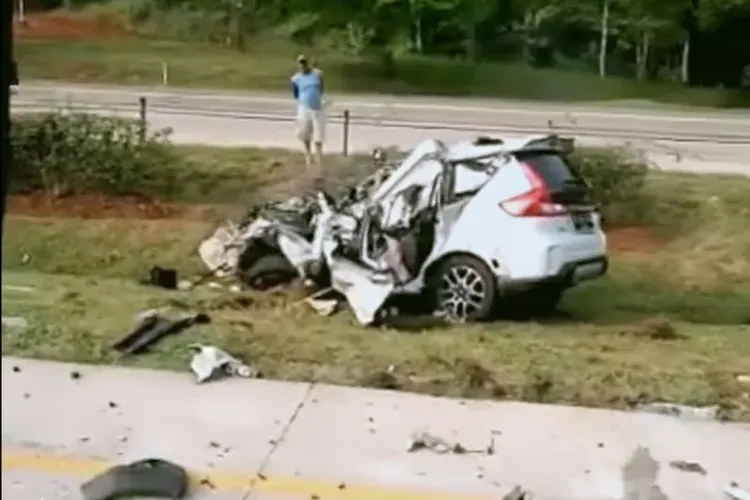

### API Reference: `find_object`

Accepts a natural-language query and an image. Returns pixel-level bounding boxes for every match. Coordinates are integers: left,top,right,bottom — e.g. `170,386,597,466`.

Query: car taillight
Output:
499,163,568,217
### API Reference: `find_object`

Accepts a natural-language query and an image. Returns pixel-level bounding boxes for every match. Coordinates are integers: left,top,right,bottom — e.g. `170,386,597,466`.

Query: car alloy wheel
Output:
436,264,489,321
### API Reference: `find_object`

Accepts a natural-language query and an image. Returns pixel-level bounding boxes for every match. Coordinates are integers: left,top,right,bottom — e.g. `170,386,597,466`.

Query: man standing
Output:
290,54,325,173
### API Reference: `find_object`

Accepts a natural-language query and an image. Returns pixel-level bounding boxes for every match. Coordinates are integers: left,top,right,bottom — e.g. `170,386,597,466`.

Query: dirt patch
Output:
619,316,685,341
607,227,662,253
8,193,188,219
15,12,128,41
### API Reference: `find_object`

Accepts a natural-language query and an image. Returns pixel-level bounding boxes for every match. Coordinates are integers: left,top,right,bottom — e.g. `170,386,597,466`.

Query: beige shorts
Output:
296,107,326,144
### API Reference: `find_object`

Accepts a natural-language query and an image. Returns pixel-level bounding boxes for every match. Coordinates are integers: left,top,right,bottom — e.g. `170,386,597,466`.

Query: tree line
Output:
23,0,750,88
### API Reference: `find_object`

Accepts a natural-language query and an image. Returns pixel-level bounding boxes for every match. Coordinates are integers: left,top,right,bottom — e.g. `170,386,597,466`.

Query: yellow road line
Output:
2,448,493,500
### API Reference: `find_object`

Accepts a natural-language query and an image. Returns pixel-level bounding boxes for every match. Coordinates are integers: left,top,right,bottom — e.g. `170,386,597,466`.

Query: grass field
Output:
13,11,750,108
2,145,750,419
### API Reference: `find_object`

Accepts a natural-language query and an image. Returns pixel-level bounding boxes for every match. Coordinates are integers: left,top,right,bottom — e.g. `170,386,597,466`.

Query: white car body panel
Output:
390,136,608,293
199,134,609,325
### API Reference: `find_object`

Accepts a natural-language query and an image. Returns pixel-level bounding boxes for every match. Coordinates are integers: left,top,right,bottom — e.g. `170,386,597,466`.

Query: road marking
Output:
2,448,496,500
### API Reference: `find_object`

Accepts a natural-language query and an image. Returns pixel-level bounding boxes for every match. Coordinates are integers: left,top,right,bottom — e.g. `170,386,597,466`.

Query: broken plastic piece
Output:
408,430,454,454
149,266,178,290
726,483,750,500
307,297,338,316
502,485,530,500
114,313,210,356
188,344,258,383
177,280,194,291
669,460,707,475
635,402,719,421
407,430,489,455
80,458,188,500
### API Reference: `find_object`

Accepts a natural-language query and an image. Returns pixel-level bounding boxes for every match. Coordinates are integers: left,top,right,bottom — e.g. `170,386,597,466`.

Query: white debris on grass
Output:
2,316,29,331
188,344,258,384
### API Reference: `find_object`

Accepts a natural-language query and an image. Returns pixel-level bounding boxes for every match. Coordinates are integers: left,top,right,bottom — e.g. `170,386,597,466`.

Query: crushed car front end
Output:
197,135,609,324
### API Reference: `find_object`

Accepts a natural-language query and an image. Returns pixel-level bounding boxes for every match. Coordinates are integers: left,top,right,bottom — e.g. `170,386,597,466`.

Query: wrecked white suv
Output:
199,135,608,325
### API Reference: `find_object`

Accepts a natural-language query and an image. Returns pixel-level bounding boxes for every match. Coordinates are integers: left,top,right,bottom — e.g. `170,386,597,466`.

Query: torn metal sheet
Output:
198,218,275,278
327,253,396,325
197,221,243,278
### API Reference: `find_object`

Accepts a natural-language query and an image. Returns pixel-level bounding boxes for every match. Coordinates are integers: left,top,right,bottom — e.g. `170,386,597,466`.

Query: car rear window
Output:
515,152,583,191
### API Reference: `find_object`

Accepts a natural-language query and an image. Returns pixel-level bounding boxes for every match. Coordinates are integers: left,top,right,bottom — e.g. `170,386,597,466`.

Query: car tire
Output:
239,254,298,290
429,255,497,322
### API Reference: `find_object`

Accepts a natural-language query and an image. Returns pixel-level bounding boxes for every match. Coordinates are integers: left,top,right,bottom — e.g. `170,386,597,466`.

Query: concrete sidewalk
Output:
2,357,748,500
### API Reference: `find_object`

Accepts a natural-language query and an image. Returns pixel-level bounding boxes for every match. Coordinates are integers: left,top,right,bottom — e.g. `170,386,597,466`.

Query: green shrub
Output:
8,111,657,227
10,112,182,198
568,146,652,226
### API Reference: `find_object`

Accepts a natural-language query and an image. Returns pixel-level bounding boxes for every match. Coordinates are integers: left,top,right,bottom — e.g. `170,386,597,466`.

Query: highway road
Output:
4,357,749,500
10,82,750,175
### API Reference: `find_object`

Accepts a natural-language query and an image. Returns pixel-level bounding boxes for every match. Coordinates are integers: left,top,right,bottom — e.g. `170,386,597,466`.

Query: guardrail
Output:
11,87,750,155
12,97,360,156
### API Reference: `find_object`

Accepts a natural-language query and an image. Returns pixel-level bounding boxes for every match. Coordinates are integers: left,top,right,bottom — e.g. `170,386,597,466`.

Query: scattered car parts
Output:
407,429,495,455
726,482,750,500
114,312,210,356
635,402,720,421
80,458,188,500
188,344,259,383
148,266,178,290
669,460,707,475
199,134,609,325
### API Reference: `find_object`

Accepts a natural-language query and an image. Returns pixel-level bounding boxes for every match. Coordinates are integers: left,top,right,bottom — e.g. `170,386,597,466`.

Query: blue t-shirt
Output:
291,70,323,111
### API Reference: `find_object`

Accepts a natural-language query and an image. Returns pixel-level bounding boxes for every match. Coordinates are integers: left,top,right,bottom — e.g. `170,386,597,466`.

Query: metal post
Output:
138,97,147,141
342,109,350,156
18,0,27,26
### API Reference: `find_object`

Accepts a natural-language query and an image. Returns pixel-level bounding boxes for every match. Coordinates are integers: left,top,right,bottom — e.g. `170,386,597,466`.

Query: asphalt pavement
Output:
12,82,750,141
11,82,750,176
3,357,749,500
